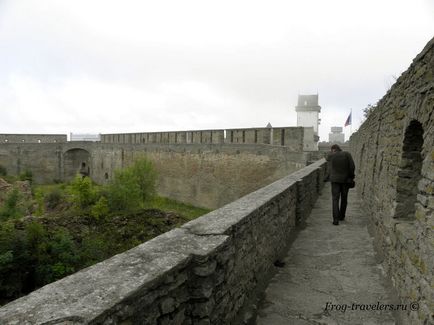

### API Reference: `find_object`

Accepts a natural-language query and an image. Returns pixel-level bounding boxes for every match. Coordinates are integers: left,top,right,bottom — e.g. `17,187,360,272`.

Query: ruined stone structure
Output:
350,37,434,324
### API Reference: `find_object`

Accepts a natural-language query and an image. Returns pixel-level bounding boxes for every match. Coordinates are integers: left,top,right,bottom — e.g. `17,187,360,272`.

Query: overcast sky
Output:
0,0,433,141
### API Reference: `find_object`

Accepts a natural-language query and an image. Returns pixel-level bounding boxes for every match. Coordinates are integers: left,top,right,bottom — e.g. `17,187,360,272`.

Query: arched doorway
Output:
63,148,91,181
394,120,424,219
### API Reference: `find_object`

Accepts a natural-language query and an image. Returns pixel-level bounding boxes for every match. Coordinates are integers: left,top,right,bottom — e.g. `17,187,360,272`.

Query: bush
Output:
0,188,25,221
19,170,33,183
45,188,64,210
106,158,156,213
130,158,157,203
91,197,110,220
0,165,6,176
33,189,45,216
67,175,98,213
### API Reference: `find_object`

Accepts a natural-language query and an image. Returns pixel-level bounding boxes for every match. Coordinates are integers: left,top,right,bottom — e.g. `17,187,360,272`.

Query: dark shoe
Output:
332,220,339,225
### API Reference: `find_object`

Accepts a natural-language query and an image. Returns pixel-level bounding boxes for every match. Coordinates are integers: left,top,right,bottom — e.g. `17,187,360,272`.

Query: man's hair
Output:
331,144,342,151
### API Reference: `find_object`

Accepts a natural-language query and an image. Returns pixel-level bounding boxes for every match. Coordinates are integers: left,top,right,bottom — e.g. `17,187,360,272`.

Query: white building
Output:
70,133,101,142
329,126,345,143
295,94,321,136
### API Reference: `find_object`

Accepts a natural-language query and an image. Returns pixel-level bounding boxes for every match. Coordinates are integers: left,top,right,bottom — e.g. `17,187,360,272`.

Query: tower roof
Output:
295,94,321,112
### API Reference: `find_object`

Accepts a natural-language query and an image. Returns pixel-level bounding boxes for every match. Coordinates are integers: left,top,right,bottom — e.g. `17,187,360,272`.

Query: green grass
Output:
33,183,211,220
32,183,66,193
148,196,211,220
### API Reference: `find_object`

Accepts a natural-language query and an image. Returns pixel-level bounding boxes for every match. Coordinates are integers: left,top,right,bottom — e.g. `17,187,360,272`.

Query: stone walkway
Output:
255,184,398,325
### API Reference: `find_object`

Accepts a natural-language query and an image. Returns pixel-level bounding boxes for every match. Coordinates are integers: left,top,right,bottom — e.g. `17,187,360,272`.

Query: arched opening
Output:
394,120,424,219
63,148,91,181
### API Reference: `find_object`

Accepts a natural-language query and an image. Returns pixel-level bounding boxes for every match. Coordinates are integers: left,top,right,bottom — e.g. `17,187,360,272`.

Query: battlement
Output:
0,134,67,143
100,126,317,151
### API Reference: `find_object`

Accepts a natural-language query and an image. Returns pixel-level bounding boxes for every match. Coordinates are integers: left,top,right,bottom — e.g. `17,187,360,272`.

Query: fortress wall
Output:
224,128,271,145
0,142,308,209
0,143,63,183
0,134,67,143
91,143,308,209
100,126,304,148
349,37,434,324
302,127,316,151
0,160,326,325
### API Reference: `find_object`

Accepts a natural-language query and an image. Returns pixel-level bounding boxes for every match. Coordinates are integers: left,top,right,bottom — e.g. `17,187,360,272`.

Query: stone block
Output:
192,299,215,318
193,260,217,277
160,297,176,314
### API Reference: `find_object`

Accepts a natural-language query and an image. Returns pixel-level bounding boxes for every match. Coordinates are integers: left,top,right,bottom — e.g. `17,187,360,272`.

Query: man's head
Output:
331,144,342,153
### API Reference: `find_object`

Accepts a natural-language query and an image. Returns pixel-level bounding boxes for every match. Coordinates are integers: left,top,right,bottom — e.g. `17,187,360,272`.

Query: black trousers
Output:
331,182,350,221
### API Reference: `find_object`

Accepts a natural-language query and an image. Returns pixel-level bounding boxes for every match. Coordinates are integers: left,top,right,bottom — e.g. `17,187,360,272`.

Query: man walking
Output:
326,144,355,225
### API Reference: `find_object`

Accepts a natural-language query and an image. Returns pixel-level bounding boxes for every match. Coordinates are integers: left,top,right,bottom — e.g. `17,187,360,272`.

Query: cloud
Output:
0,0,433,141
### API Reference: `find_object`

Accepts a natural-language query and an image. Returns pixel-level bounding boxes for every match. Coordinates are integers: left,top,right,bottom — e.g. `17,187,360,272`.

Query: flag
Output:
344,112,352,127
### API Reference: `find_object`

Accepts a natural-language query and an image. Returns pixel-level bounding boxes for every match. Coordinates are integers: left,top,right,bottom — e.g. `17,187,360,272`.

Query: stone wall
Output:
0,143,64,182
0,134,67,143
349,37,433,324
0,142,309,209
0,159,327,325
99,126,312,151
91,143,308,209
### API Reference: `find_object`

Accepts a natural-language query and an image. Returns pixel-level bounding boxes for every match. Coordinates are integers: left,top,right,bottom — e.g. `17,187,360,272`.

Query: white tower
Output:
295,94,321,137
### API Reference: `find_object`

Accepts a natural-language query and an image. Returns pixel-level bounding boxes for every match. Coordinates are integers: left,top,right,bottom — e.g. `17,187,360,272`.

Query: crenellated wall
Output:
0,159,327,325
349,37,434,324
0,127,317,208
0,134,67,143
99,126,317,151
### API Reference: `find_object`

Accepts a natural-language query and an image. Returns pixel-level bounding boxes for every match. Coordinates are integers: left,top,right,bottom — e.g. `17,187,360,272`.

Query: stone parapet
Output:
0,134,67,143
100,126,308,150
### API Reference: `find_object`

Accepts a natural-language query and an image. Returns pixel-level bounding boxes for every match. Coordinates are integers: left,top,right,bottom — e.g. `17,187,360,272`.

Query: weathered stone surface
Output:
350,36,434,325
256,186,397,325
0,141,309,209
0,228,228,324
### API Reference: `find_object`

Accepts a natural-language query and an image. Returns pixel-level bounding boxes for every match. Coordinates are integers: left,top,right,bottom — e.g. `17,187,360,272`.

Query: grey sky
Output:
0,0,433,141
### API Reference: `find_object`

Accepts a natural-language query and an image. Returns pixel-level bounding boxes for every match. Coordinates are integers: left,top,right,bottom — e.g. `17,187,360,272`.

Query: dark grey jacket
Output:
326,151,355,183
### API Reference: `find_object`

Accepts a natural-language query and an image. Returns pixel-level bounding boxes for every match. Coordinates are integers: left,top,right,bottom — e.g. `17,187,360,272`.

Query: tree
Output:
67,175,98,213
0,188,25,221
106,158,157,213
363,103,377,120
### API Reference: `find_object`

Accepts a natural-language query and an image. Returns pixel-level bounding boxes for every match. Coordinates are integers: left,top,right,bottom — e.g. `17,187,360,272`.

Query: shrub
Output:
19,170,33,183
0,188,25,221
130,158,157,203
67,175,98,213
0,165,6,176
106,158,157,213
106,168,142,213
91,196,110,220
45,188,64,210
34,189,45,216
